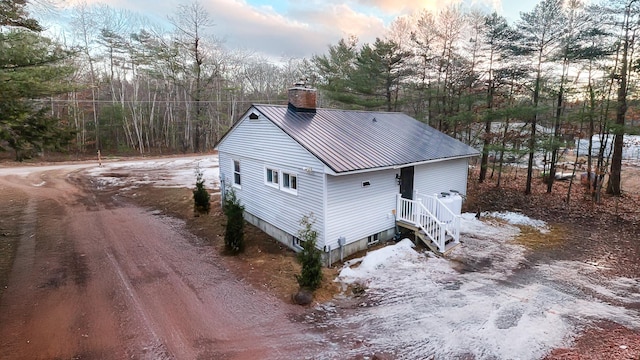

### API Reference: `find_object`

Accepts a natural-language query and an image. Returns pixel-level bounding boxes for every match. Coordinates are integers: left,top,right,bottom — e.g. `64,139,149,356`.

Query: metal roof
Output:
251,104,480,174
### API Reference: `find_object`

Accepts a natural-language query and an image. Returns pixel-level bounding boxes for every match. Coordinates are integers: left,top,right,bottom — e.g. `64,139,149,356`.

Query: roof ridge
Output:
253,103,405,115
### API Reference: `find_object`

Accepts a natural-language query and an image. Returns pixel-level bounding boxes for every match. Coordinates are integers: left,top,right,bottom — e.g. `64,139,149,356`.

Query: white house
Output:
216,86,479,264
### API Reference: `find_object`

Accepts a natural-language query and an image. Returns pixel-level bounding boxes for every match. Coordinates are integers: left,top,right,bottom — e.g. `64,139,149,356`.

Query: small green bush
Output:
295,214,323,291
193,165,210,214
223,189,245,254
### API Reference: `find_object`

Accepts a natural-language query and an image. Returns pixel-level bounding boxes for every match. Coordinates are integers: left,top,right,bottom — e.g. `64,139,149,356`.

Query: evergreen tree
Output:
192,165,210,214
515,0,566,194
0,1,75,160
606,0,640,196
295,214,323,291
478,12,518,183
0,0,42,31
223,189,244,254
356,38,413,111
312,37,359,107
0,30,75,160
546,0,590,193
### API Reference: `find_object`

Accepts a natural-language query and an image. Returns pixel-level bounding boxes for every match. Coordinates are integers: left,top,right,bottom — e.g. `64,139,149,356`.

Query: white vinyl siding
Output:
218,108,325,247
325,169,397,249
413,158,469,197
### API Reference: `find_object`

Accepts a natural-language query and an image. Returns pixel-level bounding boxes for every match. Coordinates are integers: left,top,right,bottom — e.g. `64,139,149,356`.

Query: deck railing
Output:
416,192,460,245
396,194,447,252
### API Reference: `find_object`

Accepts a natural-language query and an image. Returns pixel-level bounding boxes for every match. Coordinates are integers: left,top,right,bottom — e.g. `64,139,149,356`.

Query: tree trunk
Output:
607,3,633,196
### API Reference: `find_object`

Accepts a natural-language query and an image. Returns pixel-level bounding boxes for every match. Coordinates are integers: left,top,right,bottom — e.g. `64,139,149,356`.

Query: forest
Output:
1,0,639,199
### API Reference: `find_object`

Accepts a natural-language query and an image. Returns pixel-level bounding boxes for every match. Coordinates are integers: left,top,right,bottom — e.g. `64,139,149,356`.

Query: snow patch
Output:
329,215,639,360
337,239,423,285
87,155,219,189
483,211,550,233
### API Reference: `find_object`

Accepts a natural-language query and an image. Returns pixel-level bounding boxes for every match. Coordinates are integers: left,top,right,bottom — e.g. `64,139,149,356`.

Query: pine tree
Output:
0,2,75,160
0,0,42,31
295,214,323,291
192,165,210,214
223,189,244,254
515,0,566,194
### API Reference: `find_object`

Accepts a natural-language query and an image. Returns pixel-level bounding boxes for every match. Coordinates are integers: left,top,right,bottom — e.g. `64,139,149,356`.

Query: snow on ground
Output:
86,155,219,190
482,211,550,233
328,213,640,360
576,134,640,161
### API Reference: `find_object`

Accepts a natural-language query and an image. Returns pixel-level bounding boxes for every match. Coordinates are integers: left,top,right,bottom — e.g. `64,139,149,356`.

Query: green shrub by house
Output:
295,214,323,291
223,189,245,254
192,165,210,214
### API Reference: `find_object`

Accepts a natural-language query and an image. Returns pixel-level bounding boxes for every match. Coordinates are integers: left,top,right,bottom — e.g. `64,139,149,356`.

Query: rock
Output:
352,284,366,297
292,289,313,306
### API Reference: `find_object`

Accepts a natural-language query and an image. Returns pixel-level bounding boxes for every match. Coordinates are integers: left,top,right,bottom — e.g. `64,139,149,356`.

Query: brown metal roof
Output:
250,104,479,174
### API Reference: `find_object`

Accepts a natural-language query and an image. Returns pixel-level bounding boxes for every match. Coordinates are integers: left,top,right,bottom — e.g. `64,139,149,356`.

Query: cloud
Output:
352,0,458,14
54,0,504,60
58,0,386,58
289,4,386,46
200,0,326,58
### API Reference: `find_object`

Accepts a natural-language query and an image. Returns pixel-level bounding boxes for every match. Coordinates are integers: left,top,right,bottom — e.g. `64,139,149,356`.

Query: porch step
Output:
416,230,459,256
396,220,460,256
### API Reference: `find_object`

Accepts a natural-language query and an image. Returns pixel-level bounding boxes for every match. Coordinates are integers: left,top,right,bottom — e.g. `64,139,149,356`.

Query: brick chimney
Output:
288,83,316,112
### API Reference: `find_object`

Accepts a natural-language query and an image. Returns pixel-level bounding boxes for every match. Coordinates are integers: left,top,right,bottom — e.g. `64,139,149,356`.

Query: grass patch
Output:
514,224,567,250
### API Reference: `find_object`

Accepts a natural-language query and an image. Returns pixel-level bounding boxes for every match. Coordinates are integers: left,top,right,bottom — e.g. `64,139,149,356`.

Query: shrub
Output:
192,165,210,215
223,189,245,254
295,214,323,291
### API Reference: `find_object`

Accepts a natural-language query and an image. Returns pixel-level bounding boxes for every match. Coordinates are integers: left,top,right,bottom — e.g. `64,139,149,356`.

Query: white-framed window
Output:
265,167,279,188
292,236,303,249
233,160,241,188
367,233,379,246
281,172,298,194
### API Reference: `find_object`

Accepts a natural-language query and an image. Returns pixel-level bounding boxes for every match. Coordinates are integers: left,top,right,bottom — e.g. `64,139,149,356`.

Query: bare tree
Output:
170,0,215,153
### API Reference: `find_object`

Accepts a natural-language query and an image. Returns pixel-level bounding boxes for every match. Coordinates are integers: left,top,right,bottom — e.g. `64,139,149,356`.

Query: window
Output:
292,236,303,249
367,233,379,246
265,167,279,188
233,160,241,187
281,172,297,194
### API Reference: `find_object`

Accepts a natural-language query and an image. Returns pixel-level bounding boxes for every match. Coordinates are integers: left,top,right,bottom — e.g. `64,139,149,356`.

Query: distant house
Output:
216,85,479,264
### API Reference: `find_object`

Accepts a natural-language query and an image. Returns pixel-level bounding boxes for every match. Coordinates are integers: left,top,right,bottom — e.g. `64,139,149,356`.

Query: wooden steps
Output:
415,231,459,256
396,220,460,257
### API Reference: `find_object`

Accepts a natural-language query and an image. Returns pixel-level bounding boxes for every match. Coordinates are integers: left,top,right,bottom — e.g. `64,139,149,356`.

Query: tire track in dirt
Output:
1,164,341,360
10,196,37,288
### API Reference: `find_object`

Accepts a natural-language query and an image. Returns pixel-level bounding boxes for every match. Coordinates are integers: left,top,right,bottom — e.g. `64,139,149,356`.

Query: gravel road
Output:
0,163,336,359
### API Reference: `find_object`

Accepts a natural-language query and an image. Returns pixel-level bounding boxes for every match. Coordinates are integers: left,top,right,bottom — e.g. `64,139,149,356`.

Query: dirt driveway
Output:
0,164,336,360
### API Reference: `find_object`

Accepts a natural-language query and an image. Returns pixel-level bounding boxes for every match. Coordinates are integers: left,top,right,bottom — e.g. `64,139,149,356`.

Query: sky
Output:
49,0,542,60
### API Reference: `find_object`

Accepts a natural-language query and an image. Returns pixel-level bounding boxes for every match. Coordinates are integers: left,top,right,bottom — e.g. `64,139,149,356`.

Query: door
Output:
399,166,414,199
